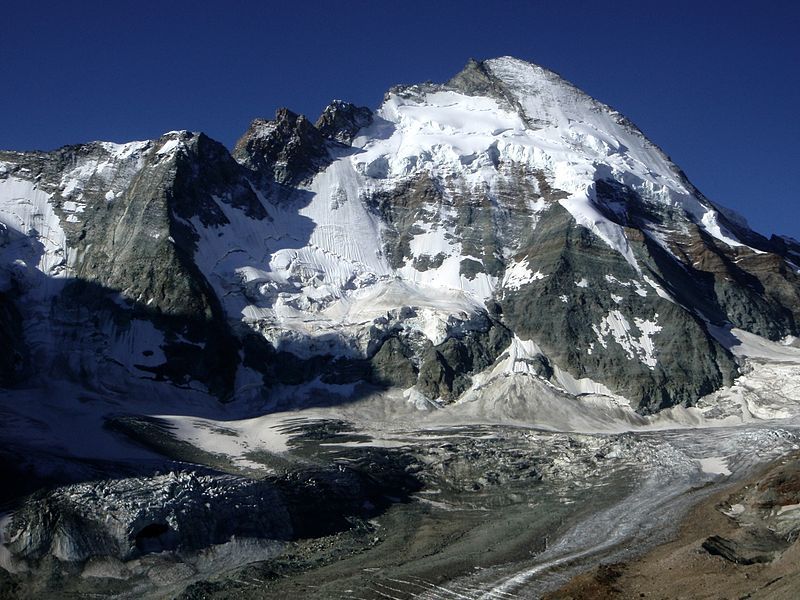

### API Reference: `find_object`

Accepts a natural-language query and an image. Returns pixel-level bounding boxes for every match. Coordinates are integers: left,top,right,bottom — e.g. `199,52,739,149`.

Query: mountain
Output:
1,56,799,414
3,56,800,600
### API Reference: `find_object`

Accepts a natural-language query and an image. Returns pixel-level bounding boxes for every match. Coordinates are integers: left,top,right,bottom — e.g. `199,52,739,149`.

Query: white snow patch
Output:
502,258,545,290
408,222,455,258
722,503,746,517
156,138,182,155
99,140,149,160
404,387,441,410
710,327,800,363
642,275,675,302
699,211,746,249
0,176,69,284
156,414,290,469
105,319,167,373
698,456,731,476
592,310,662,368
632,280,648,297
62,200,85,213
477,336,623,400
778,503,800,515
560,191,639,271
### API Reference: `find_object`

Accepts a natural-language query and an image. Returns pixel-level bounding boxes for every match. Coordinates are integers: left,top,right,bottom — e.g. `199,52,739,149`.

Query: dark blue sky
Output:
2,1,798,239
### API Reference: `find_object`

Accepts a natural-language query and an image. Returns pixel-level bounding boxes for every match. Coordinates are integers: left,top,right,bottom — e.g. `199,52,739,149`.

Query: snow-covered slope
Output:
1,56,799,414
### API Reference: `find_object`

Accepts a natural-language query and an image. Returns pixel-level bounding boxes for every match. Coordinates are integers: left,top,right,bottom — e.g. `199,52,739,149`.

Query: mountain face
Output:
1,56,799,413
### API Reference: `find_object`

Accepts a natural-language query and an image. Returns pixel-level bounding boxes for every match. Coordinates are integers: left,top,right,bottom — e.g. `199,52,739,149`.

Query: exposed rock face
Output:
315,100,373,145
446,57,526,115
498,202,738,411
233,108,331,186
415,318,512,401
366,173,453,270
0,133,248,396
1,56,799,412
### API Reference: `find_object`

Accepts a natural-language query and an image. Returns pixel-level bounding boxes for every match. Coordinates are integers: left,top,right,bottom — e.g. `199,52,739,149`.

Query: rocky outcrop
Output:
499,198,738,412
545,453,800,600
446,57,525,116
233,108,331,186
366,173,447,269
0,134,254,396
369,335,419,388
702,454,800,565
315,100,372,145
415,319,512,401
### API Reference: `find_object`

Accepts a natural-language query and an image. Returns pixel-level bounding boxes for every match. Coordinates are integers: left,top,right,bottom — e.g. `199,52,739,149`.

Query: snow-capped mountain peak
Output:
1,56,798,413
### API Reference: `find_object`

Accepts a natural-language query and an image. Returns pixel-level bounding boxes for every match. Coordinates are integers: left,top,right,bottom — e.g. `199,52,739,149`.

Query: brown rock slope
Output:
545,453,800,600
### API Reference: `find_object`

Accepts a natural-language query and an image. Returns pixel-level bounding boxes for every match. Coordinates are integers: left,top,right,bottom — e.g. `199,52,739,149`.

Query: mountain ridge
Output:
1,56,799,413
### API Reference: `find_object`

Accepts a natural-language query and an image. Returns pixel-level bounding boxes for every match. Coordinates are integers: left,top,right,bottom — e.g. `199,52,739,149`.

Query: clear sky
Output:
2,1,798,239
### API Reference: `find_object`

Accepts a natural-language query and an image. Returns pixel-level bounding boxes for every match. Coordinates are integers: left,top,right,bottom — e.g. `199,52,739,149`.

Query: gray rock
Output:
369,335,418,388
499,202,738,412
315,100,372,145
416,318,512,402
233,108,331,186
366,174,443,269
